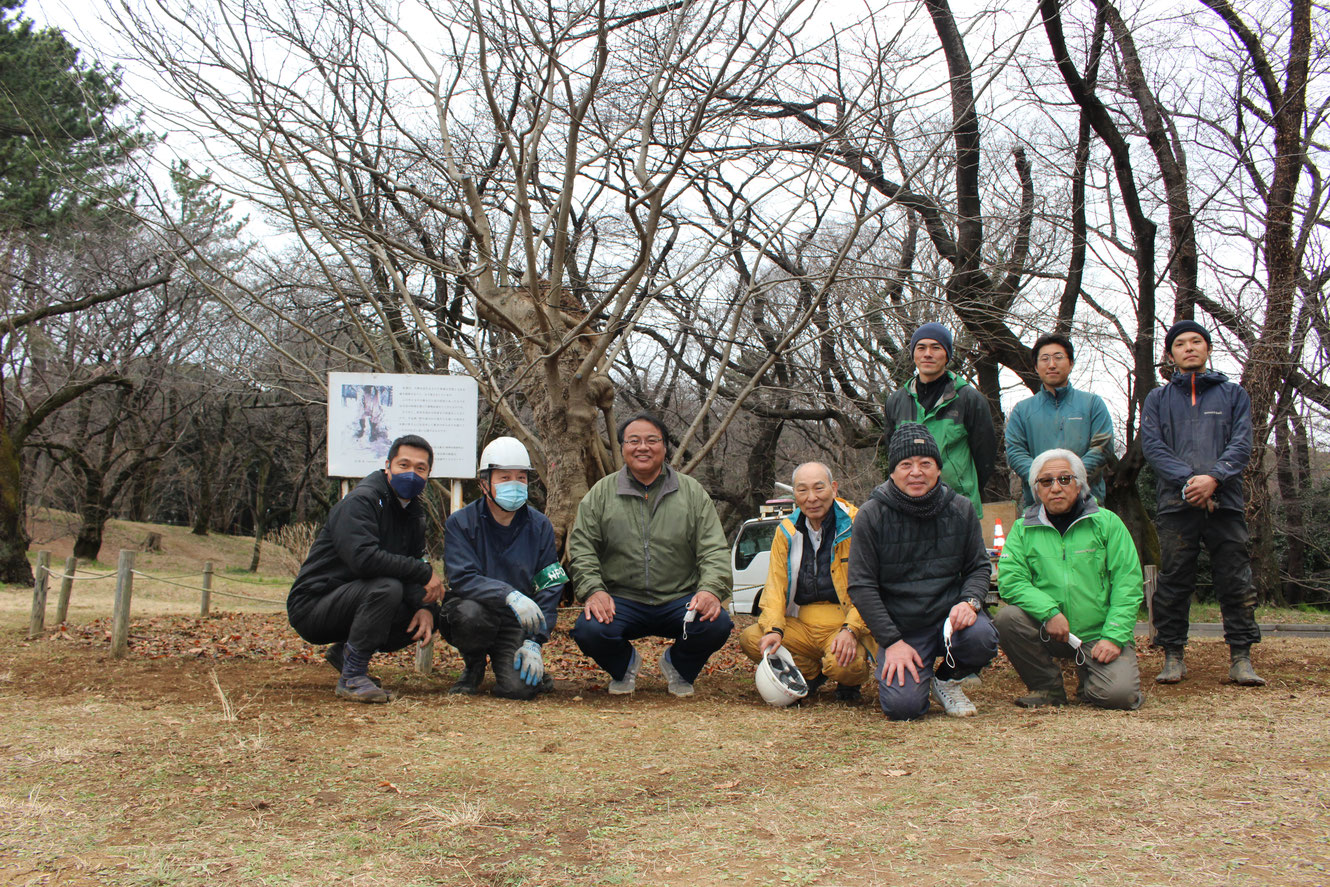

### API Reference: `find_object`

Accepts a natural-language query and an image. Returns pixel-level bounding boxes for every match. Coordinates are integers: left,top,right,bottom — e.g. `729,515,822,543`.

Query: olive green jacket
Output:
568,466,733,605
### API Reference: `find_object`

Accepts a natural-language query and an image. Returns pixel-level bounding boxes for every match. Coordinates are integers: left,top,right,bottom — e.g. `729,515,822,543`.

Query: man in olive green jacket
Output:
995,448,1143,710
569,412,733,698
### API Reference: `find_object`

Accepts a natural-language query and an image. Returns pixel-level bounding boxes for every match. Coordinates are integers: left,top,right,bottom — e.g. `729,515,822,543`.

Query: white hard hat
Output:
477,436,532,475
755,646,809,707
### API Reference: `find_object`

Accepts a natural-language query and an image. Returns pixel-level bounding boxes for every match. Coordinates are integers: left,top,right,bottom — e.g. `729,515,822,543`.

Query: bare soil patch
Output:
1,607,1328,886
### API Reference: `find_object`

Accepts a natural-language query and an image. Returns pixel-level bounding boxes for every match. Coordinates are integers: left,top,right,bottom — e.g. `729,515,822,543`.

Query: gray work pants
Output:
995,605,1141,710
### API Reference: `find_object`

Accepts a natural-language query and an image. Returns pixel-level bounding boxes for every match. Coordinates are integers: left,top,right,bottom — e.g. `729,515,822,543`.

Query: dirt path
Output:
2,615,1328,886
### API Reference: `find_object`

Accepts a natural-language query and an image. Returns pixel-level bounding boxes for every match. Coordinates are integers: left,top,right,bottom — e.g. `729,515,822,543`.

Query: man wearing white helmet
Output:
439,436,566,699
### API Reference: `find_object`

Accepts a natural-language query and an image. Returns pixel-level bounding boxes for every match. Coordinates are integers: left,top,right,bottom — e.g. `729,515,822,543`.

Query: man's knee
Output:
737,623,765,663
571,613,615,650
1083,681,1142,710
955,613,999,662
878,685,930,721
362,576,405,607
822,647,871,685
994,603,1034,636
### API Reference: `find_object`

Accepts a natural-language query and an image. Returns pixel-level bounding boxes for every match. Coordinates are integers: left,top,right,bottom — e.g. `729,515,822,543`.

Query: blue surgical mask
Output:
492,480,528,512
388,469,427,499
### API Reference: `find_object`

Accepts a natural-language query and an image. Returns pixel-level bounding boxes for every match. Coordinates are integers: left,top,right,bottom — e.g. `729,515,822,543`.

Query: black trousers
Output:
288,577,423,656
1153,508,1260,650
438,597,535,699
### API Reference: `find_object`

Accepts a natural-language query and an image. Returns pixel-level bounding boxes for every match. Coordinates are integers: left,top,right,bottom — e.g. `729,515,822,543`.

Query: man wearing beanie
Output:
880,322,996,517
1142,320,1263,686
848,423,998,719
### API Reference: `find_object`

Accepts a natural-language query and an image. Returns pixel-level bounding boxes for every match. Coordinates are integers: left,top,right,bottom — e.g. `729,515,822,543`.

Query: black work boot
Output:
1155,648,1186,684
449,658,486,695
1228,646,1266,686
834,682,861,702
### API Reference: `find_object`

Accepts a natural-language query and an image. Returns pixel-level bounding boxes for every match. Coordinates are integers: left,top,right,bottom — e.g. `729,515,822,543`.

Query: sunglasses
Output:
1035,474,1077,489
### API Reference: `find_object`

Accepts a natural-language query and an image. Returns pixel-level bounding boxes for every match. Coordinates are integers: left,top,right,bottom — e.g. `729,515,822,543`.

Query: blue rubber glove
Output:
513,639,544,687
505,590,547,634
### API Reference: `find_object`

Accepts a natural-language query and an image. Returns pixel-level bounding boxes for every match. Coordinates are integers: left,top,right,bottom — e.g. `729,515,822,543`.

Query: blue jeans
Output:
877,612,998,720
571,595,733,683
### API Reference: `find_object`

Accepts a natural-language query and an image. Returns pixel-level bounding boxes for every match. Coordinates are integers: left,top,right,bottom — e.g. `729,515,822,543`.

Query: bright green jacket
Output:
997,498,1142,647
881,372,996,518
568,466,732,605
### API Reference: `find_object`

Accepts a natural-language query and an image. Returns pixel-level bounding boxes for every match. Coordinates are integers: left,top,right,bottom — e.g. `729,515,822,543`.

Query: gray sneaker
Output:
1015,689,1067,708
659,649,695,698
608,647,642,695
1155,649,1186,684
930,677,976,717
336,674,390,704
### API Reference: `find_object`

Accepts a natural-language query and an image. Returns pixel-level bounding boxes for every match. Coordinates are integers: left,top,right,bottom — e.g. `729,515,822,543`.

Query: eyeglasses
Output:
1037,353,1069,364
624,436,663,448
1035,474,1077,489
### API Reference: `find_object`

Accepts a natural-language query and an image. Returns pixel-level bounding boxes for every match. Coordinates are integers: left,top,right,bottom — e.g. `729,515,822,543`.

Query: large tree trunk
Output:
72,498,108,562
1274,405,1305,605
0,420,33,584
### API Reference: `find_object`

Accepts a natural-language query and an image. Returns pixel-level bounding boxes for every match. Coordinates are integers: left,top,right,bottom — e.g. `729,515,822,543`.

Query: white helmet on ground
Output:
755,645,809,707
477,436,532,475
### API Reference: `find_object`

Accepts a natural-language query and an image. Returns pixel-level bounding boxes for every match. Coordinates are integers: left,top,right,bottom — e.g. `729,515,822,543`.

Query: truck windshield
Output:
734,521,778,570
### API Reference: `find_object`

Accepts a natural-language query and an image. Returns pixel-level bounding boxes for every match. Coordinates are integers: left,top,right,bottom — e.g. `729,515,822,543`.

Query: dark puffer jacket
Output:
846,481,991,649
288,470,435,614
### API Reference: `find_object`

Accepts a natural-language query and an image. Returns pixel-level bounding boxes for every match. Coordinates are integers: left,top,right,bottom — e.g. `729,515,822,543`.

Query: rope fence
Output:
24,550,437,672
25,550,291,657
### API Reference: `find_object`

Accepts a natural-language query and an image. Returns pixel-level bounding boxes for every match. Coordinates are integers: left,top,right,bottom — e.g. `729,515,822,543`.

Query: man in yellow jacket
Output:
739,462,873,701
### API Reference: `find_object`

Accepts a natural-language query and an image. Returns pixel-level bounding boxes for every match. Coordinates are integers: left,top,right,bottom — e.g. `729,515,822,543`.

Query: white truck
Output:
728,498,794,616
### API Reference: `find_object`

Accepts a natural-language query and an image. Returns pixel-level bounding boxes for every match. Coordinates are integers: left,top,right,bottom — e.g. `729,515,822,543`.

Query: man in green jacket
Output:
995,448,1143,709
1005,333,1115,509
880,323,996,517
568,412,733,698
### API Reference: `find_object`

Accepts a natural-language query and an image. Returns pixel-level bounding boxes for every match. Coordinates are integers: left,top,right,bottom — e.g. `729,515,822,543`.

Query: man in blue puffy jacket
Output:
441,437,566,699
1142,320,1263,687
1005,333,1115,509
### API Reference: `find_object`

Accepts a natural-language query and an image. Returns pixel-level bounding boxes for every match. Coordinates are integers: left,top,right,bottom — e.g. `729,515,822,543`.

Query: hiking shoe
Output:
930,677,976,717
659,649,694,698
335,674,389,704
448,660,486,695
1015,689,1067,708
835,683,861,702
326,643,383,689
535,673,556,694
1229,655,1266,687
608,647,642,695
1155,649,1186,684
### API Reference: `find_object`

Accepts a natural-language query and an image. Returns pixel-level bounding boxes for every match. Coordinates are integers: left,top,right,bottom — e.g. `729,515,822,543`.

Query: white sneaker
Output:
659,649,694,698
608,648,641,695
930,677,976,717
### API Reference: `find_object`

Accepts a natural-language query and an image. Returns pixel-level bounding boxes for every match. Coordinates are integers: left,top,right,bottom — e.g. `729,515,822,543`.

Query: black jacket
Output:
846,481,991,649
288,470,435,612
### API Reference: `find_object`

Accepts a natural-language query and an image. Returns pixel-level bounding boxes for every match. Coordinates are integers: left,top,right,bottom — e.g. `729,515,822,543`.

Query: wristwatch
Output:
965,599,982,613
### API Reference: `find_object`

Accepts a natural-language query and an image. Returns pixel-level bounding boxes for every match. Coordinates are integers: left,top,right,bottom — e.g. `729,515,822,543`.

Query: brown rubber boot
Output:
1229,647,1266,686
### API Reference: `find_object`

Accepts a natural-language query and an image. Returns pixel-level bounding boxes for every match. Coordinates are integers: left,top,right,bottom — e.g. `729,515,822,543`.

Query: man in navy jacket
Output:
1141,320,1263,687
441,437,566,699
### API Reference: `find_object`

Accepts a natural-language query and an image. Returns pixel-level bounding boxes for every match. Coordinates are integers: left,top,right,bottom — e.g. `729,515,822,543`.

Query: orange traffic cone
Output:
993,520,1005,554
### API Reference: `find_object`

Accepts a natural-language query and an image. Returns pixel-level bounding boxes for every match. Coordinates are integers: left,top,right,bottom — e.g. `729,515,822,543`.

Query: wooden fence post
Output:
55,556,77,625
111,550,135,658
28,551,51,638
1143,564,1158,644
415,638,435,674
200,561,213,617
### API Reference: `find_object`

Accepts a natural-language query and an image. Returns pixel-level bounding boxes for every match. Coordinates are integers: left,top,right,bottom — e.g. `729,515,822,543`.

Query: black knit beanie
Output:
888,423,942,474
1164,319,1211,353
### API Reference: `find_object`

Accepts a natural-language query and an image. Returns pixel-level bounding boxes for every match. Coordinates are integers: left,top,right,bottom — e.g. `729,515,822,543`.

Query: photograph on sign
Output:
327,372,478,478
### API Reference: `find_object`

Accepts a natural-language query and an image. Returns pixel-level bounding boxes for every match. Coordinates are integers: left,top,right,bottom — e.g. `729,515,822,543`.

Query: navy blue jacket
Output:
1141,370,1252,515
443,498,564,644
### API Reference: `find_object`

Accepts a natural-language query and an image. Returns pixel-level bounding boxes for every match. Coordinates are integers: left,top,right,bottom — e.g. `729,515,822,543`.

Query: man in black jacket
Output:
287,435,444,703
1142,320,1263,686
848,424,997,719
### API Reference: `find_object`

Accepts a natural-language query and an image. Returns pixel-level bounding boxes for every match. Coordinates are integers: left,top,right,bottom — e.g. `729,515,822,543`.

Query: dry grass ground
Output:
4,517,1328,886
